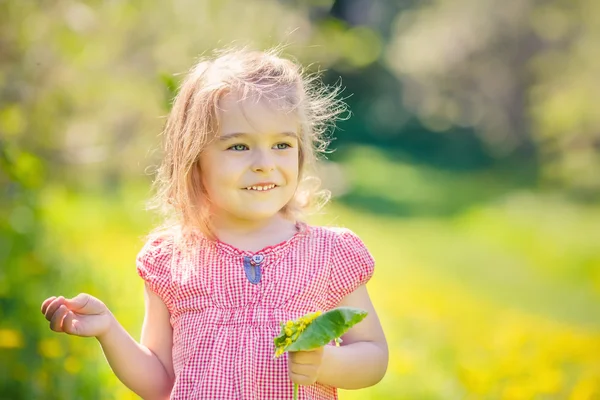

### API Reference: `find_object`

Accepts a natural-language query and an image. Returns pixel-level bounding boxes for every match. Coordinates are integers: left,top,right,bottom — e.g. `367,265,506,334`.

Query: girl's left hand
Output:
287,347,324,386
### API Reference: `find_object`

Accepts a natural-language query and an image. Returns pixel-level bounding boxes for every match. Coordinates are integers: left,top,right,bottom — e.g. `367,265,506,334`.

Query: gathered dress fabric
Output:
136,224,375,400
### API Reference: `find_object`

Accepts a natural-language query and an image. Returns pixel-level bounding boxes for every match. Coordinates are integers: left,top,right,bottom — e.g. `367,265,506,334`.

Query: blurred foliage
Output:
328,149,600,400
386,0,600,194
0,142,111,399
2,0,599,191
1,0,600,399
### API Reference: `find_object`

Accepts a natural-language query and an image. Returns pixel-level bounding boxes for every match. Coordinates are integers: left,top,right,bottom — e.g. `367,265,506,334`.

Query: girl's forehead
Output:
218,91,299,136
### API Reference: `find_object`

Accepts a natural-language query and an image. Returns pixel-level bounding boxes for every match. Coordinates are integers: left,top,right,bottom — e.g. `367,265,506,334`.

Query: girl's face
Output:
200,91,300,226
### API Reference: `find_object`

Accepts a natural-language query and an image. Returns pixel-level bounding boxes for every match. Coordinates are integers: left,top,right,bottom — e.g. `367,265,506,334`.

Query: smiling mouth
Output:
244,184,277,191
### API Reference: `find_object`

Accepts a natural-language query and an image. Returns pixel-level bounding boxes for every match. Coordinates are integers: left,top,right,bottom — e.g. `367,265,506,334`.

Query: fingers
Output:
49,305,69,332
42,294,100,336
289,348,324,364
41,296,57,314
43,296,65,321
288,348,323,386
64,293,91,312
62,311,78,335
290,363,317,377
289,369,318,386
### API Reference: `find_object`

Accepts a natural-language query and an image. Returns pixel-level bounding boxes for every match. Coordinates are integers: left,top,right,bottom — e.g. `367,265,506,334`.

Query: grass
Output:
35,146,600,399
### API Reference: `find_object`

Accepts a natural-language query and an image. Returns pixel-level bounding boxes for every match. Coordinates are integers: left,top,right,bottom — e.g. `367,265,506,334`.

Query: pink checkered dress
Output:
136,223,375,400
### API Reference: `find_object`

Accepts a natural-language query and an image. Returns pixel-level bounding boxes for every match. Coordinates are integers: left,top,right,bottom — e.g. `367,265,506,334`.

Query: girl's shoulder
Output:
140,225,209,254
137,226,204,271
307,224,366,244
307,224,376,305
140,227,177,254
304,224,372,260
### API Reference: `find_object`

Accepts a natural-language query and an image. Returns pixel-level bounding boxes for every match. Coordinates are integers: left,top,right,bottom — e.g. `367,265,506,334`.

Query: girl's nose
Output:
251,149,275,173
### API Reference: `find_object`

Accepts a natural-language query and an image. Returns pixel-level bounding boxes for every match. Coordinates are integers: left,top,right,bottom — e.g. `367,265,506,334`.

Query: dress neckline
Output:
212,221,310,257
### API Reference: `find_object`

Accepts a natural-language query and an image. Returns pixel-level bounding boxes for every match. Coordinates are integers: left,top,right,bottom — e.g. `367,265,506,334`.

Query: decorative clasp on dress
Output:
243,254,264,284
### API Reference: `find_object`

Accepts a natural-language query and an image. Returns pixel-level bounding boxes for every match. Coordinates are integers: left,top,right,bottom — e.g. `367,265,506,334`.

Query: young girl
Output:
41,48,388,400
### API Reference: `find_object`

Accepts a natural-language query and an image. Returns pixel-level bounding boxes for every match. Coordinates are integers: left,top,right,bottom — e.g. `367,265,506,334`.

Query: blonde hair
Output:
149,47,346,240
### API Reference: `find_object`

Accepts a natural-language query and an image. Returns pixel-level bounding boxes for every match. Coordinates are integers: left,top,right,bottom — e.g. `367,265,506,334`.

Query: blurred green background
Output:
1,0,600,399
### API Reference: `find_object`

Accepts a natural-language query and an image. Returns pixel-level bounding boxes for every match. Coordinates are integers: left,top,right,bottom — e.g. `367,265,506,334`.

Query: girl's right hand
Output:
41,294,113,339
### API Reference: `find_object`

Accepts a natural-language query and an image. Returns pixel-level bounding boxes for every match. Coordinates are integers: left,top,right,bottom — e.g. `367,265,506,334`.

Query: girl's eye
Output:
274,143,292,150
228,144,248,151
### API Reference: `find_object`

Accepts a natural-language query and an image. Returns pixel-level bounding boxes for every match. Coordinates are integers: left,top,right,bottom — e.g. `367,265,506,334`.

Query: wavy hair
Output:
148,47,347,240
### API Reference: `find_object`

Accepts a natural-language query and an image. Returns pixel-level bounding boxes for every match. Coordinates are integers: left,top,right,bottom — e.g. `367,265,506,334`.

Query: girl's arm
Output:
98,285,175,399
41,286,175,400
317,284,389,389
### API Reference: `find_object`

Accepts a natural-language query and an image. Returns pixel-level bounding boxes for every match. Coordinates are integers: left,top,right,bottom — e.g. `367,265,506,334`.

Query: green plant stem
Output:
293,383,298,400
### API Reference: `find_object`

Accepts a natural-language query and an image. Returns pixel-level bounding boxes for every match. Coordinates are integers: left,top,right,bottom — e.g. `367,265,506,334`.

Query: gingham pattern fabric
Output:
136,224,375,400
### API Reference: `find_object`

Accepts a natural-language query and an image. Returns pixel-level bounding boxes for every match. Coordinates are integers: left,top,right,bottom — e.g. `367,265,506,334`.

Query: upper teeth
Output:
246,184,276,191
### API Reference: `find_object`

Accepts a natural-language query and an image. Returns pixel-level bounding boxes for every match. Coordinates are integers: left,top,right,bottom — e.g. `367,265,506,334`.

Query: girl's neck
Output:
210,214,299,253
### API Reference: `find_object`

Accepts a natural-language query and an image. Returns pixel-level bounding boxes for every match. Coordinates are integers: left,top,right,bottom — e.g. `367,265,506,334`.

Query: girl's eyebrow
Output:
218,132,298,141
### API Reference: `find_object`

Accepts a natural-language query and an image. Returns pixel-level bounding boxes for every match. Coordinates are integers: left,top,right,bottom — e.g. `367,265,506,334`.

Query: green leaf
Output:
275,307,367,354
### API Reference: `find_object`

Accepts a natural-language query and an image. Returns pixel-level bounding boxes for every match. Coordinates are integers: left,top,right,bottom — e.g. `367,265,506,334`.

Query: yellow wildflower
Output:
275,347,285,358
274,310,324,359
